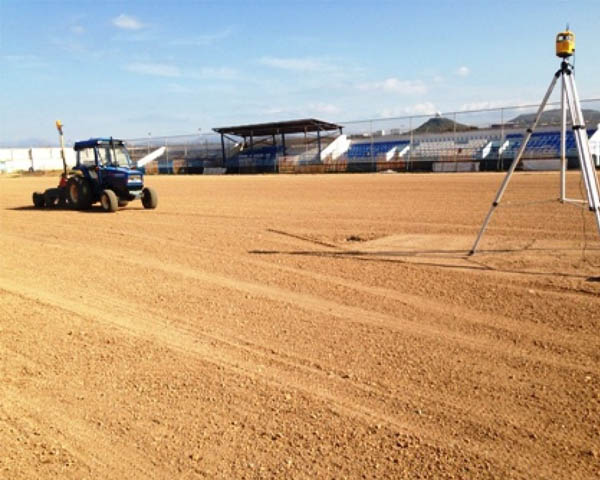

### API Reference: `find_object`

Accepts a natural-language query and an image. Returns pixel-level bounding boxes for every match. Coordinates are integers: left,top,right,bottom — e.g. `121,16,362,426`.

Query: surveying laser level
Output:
556,29,575,58
470,28,600,255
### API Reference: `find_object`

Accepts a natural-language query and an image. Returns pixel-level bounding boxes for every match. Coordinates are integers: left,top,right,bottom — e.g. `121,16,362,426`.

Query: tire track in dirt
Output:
0,281,549,478
34,218,597,303
1,280,594,480
3,226,597,432
244,257,600,358
0,384,157,478
19,229,599,373
0,229,595,374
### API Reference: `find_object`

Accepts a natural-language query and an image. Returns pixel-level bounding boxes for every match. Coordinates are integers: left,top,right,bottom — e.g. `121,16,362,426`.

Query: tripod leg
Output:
469,71,560,255
564,72,600,233
560,76,567,202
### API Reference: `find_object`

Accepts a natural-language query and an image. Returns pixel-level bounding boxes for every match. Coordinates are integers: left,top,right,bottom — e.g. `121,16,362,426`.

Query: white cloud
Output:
190,67,238,80
124,63,238,81
378,102,438,118
70,25,85,35
170,29,233,46
256,102,340,118
459,100,539,111
125,62,180,77
308,102,341,115
258,56,329,72
460,101,505,111
358,78,427,95
166,83,193,94
456,66,470,77
404,102,438,115
3,55,46,69
49,36,86,53
261,106,290,116
112,14,144,30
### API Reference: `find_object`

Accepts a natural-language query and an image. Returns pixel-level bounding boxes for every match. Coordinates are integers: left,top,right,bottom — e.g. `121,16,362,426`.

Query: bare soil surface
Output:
1,172,599,479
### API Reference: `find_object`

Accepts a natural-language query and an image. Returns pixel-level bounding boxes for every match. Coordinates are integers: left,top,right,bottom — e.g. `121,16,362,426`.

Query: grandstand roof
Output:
213,118,342,137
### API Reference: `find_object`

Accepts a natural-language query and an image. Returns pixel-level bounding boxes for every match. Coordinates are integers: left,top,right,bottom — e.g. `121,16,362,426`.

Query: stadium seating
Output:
502,130,596,158
346,140,409,158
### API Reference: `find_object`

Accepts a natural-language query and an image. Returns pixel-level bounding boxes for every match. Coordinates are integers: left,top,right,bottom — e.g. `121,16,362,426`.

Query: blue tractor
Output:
64,138,158,212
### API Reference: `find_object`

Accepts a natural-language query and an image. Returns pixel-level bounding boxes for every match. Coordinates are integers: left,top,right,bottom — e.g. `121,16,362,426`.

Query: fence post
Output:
165,139,170,173
184,140,189,173
369,120,373,171
499,108,505,171
408,117,413,172
453,112,457,169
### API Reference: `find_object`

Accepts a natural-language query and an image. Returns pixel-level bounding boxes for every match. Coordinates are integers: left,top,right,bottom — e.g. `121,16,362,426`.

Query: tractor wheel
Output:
142,187,158,209
32,192,45,208
100,189,118,212
66,178,79,207
67,177,92,210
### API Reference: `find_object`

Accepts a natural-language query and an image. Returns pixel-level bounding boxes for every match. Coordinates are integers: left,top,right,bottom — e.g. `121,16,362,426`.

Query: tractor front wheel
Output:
100,189,118,212
142,187,158,209
32,192,45,208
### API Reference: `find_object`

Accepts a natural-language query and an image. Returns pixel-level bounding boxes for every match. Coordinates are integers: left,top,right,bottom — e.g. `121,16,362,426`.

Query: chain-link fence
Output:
3,100,599,174
125,133,234,174
119,98,600,175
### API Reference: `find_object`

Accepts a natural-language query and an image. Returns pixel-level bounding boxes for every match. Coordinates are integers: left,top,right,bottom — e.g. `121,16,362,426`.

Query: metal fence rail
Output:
121,99,600,174
2,100,599,174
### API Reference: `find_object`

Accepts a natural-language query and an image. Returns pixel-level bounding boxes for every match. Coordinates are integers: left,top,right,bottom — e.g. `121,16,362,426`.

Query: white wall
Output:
0,148,76,173
320,135,349,161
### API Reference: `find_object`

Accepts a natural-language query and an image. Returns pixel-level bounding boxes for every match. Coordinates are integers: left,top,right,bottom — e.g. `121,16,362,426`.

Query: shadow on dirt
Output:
248,247,597,281
255,227,600,281
6,206,145,213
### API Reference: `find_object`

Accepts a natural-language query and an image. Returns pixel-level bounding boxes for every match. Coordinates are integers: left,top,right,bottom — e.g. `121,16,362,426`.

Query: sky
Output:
1,0,600,145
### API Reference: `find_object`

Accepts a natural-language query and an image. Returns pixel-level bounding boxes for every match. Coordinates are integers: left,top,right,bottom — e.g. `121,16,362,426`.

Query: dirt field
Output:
1,172,599,479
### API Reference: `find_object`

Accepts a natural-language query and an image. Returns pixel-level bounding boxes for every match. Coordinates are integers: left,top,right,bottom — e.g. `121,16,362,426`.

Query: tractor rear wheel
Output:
67,177,92,210
142,187,158,209
32,192,45,208
100,189,118,212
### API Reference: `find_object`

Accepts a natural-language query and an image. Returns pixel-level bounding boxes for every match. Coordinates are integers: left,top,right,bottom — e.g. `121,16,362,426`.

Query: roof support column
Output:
272,134,277,173
281,133,286,156
317,127,322,162
220,133,226,166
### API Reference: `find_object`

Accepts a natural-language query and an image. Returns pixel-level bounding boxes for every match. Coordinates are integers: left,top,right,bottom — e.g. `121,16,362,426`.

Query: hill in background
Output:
509,108,600,127
411,116,478,134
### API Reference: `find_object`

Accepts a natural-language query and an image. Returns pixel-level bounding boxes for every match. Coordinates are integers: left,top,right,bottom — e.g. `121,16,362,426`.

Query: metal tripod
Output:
469,60,600,255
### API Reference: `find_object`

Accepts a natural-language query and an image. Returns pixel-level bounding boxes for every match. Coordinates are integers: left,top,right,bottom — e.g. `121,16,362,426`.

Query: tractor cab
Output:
74,138,134,169
556,30,575,58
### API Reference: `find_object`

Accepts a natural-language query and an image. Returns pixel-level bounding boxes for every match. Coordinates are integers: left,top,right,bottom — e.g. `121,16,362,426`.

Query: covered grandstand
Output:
213,119,343,174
